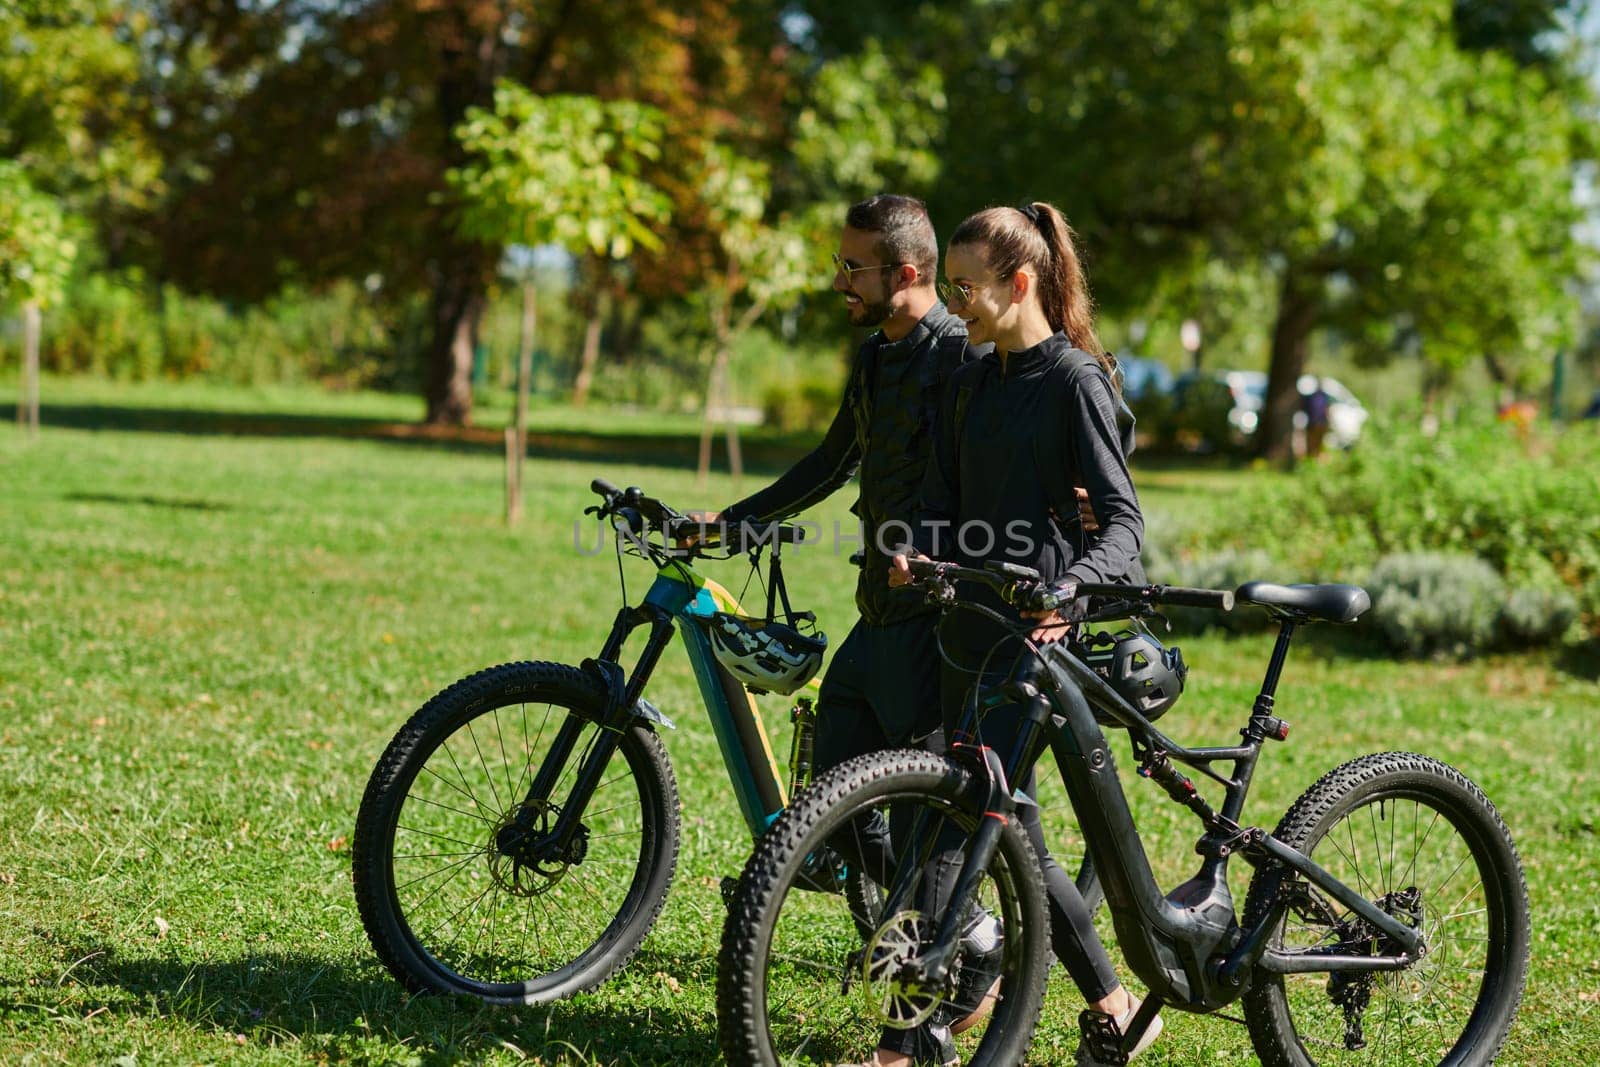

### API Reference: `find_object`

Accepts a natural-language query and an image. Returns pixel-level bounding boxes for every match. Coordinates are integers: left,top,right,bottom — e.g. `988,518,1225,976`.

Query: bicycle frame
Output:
902,616,1425,1019
514,555,800,869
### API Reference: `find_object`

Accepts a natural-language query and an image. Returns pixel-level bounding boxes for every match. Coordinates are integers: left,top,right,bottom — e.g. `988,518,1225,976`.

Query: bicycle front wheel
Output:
1242,752,1530,1066
719,750,1050,1067
353,661,681,1004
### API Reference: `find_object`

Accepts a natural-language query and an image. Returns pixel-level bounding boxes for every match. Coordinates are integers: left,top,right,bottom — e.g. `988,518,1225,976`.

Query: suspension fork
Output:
504,604,676,858
912,681,1052,988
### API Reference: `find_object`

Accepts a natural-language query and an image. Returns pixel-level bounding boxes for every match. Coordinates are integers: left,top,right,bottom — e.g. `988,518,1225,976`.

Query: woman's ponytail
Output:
951,201,1113,383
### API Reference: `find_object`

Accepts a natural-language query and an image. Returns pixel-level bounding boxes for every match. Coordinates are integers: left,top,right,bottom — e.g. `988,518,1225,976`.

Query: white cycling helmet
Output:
703,613,827,695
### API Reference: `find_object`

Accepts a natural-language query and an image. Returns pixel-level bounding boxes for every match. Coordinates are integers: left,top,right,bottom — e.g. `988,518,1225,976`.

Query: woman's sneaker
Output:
1075,995,1163,1065
946,912,1004,1034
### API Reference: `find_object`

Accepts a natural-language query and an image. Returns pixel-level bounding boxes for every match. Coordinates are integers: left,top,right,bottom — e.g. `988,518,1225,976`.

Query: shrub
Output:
1500,586,1580,647
18,270,425,389
1366,553,1504,660
762,374,840,433
1171,414,1600,649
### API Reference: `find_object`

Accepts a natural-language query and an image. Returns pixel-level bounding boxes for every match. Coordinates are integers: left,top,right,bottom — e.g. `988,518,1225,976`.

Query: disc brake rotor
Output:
486,801,584,898
861,910,940,1030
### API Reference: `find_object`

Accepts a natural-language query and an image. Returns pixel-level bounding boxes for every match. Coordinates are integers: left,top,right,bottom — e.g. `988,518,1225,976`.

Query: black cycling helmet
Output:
1081,629,1187,720
703,613,827,695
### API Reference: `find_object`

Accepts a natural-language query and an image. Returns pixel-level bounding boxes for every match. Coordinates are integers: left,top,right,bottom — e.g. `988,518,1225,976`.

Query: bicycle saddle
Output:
1235,582,1370,623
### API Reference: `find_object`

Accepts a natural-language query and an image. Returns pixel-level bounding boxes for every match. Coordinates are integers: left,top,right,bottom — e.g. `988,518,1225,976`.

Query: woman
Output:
878,202,1161,1067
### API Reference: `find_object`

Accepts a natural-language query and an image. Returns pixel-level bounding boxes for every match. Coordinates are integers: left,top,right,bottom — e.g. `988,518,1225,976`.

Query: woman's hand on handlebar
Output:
1021,579,1082,643
1022,609,1072,644
887,550,926,588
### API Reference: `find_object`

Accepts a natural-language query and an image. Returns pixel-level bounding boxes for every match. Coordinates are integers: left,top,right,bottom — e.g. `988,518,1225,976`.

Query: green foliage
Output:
1173,415,1600,645
1501,585,1581,647
699,145,827,315
1152,549,1281,635
761,374,841,433
449,84,672,260
0,161,76,307
13,272,426,388
1366,553,1505,659
798,0,1589,452
0,0,159,211
788,41,945,204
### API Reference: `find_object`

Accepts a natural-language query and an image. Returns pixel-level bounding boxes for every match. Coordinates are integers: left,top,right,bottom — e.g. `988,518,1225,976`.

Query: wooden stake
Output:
19,300,41,437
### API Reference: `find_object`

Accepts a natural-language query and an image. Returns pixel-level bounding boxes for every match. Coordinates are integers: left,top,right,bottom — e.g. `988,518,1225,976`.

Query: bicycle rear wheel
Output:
719,750,1050,1067
353,661,680,1004
1242,752,1530,1066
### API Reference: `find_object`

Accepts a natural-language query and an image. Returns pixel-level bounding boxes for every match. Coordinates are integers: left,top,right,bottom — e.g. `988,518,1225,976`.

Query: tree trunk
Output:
572,299,604,407
1257,269,1319,464
423,244,490,426
423,5,506,426
18,300,41,437
507,280,537,524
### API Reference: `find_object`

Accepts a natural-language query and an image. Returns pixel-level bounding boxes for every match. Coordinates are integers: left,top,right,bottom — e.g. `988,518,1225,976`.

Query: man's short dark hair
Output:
845,194,937,282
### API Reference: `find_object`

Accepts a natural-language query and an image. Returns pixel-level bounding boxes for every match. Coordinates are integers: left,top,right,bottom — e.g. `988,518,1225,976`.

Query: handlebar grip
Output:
986,560,1043,581
1155,586,1235,611
777,524,807,545
591,477,621,498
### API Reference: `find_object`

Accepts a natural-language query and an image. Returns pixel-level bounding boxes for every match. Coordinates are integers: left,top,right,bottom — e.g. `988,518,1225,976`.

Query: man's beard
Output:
849,296,892,328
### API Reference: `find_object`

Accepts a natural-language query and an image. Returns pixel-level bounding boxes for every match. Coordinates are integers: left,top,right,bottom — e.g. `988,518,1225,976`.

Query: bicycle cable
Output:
612,521,629,609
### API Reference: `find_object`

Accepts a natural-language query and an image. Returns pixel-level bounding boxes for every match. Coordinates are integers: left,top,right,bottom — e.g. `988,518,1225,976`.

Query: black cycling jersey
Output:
724,302,980,626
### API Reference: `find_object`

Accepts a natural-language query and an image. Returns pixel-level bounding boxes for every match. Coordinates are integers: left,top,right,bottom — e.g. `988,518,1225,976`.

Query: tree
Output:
794,0,1590,460
448,83,671,520
693,146,820,487
0,162,77,436
3,0,150,435
137,0,786,425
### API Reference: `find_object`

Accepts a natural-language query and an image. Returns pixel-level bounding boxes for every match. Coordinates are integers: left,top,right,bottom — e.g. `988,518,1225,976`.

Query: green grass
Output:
1,381,1597,1064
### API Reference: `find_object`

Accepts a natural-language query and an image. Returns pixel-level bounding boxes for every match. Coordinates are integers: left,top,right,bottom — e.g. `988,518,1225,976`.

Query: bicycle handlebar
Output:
904,558,1234,613
587,477,807,556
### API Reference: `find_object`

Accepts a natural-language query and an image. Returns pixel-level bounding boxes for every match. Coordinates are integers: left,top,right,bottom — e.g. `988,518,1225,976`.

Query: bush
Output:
762,374,840,433
1172,415,1600,649
1366,553,1504,660
14,270,426,389
1500,586,1580,647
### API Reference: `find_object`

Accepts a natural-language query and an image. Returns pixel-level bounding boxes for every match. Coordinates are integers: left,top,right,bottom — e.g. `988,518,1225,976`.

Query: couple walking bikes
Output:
690,192,1158,1067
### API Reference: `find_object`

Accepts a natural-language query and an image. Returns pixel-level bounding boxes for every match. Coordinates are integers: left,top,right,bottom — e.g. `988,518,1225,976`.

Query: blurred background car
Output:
1115,354,1177,437
1165,369,1367,453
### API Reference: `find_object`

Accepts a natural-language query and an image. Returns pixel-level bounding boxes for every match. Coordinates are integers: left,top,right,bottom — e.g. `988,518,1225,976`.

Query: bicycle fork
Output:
496,604,677,870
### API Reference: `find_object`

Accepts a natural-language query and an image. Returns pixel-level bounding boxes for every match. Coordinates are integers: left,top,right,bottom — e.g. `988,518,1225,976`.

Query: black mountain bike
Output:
719,559,1529,1066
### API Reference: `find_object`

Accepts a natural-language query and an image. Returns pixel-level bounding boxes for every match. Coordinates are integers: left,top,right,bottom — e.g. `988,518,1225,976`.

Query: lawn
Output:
1,382,1596,1065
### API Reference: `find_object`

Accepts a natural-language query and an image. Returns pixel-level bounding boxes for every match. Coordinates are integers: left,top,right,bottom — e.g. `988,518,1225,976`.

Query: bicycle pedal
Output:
1078,1008,1129,1065
719,875,740,909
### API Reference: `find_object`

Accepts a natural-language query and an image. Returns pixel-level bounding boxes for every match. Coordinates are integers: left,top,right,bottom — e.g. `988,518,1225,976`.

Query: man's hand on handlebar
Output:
676,509,723,548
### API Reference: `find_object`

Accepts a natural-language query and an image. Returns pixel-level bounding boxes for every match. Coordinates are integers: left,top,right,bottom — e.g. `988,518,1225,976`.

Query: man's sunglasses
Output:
832,252,906,281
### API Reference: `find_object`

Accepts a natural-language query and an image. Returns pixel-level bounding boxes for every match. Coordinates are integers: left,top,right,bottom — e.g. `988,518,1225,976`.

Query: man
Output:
691,195,984,1066
694,193,973,779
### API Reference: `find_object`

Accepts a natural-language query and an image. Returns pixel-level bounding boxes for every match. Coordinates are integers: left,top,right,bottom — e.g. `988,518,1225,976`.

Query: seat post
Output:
1253,618,1298,715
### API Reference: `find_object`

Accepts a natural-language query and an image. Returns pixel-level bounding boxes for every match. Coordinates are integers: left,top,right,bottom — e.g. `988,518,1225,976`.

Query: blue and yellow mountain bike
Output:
351,478,881,1003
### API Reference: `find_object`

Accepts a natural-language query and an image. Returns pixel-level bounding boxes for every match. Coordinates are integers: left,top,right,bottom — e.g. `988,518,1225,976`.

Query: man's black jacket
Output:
724,303,978,626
